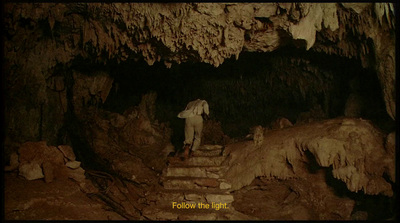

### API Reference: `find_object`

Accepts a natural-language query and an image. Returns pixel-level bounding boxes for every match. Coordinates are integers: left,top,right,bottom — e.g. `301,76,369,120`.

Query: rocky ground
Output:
3,117,395,220
4,172,124,220
232,171,355,220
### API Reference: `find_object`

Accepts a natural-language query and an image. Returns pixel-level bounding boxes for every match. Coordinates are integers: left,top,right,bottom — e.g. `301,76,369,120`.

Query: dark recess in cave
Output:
302,149,395,220
76,46,395,149
304,149,322,174
59,66,111,172
325,167,396,220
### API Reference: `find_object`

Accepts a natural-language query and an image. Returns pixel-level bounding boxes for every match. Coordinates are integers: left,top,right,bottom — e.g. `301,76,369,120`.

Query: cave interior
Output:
3,2,397,221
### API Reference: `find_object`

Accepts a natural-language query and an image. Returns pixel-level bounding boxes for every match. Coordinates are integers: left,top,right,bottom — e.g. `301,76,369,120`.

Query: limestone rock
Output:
67,167,86,182
166,166,223,178
220,182,232,190
80,93,171,180
17,141,69,182
19,141,65,166
111,155,157,185
19,163,44,180
195,178,219,188
192,148,223,157
271,117,293,129
232,173,355,220
205,194,234,204
185,193,205,203
66,161,81,169
383,132,395,182
252,125,264,146
72,71,114,114
168,156,225,167
57,145,76,161
13,141,85,183
224,118,394,196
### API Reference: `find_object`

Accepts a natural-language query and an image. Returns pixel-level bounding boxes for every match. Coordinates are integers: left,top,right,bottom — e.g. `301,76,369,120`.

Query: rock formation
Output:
77,93,173,183
223,118,394,197
7,141,87,183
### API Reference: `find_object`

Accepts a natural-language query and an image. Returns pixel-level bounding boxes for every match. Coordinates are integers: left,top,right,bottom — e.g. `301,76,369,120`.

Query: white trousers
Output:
184,115,203,151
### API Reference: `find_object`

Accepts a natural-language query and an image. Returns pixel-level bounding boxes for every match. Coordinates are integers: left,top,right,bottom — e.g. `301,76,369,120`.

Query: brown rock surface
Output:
18,141,65,167
4,172,125,220
232,171,355,220
224,118,394,196
78,93,172,183
57,145,76,161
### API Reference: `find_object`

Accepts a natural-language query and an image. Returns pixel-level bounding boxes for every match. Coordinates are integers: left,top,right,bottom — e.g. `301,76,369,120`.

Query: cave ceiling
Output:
3,2,396,119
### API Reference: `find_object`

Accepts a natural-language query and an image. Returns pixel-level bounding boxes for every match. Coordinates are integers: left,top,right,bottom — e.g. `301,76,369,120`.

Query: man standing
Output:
177,99,209,159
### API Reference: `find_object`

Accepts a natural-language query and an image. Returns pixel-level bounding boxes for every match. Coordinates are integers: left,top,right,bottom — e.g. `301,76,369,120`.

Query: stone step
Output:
192,149,223,157
162,177,232,190
193,145,225,157
168,156,225,167
162,177,221,190
165,166,227,178
199,144,224,151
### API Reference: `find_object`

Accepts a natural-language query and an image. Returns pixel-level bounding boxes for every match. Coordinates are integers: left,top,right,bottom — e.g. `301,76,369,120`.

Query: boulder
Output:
57,145,76,161
19,141,65,166
66,161,81,169
17,141,83,183
19,163,44,180
67,167,86,182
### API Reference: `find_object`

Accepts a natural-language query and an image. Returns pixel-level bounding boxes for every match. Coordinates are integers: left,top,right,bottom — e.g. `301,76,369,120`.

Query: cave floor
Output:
4,172,125,220
3,117,395,220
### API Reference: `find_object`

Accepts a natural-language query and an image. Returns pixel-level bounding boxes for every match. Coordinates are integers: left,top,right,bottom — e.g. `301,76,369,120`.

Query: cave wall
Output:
3,3,395,158
102,48,391,145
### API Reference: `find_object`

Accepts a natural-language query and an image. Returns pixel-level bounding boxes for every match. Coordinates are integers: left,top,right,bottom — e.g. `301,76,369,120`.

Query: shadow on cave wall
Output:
97,46,393,150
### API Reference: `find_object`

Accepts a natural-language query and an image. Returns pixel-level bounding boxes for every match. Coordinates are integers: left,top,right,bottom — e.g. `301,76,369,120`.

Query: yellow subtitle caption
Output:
172,202,229,210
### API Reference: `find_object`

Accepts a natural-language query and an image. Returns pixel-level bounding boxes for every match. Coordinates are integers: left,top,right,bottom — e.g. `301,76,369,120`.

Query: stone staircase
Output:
142,145,255,220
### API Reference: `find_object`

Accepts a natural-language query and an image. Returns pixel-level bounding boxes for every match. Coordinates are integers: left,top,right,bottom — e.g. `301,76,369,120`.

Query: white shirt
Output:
177,99,209,118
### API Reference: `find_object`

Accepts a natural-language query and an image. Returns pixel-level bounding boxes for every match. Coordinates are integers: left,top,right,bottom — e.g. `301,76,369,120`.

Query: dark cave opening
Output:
90,46,395,151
